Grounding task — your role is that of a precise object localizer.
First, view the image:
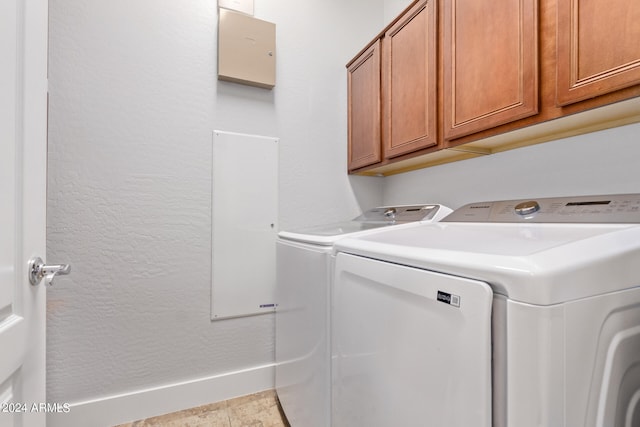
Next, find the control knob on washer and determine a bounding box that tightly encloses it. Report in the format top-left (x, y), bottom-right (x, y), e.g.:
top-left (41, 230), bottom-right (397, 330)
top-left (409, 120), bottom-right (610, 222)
top-left (384, 208), bottom-right (397, 219)
top-left (514, 201), bottom-right (540, 216)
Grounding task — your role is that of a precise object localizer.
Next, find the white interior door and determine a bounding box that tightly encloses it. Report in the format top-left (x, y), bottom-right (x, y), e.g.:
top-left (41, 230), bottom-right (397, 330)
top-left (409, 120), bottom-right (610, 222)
top-left (0, 0), bottom-right (48, 426)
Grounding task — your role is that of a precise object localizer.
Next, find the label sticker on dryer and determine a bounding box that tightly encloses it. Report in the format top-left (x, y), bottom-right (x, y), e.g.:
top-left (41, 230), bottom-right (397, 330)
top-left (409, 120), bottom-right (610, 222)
top-left (437, 291), bottom-right (460, 308)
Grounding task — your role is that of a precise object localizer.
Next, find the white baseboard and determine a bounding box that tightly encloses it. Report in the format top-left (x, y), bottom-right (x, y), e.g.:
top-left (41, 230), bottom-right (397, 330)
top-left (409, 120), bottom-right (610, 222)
top-left (47, 363), bottom-right (275, 427)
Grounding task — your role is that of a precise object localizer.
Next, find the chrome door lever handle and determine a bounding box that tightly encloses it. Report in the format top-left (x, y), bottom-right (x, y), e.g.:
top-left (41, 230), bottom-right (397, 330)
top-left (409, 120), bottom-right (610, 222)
top-left (28, 257), bottom-right (71, 286)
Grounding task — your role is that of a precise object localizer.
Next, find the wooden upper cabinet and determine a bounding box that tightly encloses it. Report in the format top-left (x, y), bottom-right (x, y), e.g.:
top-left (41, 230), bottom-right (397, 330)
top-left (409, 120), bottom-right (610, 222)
top-left (556, 0), bottom-right (640, 106)
top-left (383, 0), bottom-right (438, 159)
top-left (346, 0), bottom-right (640, 175)
top-left (444, 0), bottom-right (539, 140)
top-left (347, 40), bottom-right (382, 171)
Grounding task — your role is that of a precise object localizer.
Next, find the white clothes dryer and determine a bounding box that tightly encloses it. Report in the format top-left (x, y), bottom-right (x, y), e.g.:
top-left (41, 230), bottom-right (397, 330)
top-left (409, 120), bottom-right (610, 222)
top-left (332, 194), bottom-right (640, 427)
top-left (275, 204), bottom-right (452, 427)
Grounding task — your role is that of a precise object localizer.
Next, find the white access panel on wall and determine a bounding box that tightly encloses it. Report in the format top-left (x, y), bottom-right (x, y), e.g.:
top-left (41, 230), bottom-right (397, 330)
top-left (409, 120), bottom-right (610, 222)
top-left (211, 130), bottom-right (278, 320)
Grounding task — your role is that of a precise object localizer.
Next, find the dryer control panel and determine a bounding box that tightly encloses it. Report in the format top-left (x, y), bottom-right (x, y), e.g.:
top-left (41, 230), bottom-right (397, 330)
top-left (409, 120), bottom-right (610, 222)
top-left (443, 193), bottom-right (640, 223)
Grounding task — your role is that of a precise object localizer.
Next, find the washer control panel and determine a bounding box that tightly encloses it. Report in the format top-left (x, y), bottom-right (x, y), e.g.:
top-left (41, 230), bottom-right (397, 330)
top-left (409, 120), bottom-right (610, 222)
top-left (356, 204), bottom-right (441, 223)
top-left (443, 194), bottom-right (640, 223)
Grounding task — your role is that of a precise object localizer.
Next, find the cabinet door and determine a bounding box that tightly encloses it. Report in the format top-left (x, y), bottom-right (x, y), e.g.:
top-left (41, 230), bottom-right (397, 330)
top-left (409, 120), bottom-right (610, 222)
top-left (556, 0), bottom-right (640, 106)
top-left (347, 40), bottom-right (382, 171)
top-left (444, 0), bottom-right (538, 140)
top-left (383, 0), bottom-right (438, 159)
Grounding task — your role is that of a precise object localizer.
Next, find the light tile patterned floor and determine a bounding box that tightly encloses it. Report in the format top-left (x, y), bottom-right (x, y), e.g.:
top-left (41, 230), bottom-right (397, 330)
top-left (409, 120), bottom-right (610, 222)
top-left (114, 390), bottom-right (290, 427)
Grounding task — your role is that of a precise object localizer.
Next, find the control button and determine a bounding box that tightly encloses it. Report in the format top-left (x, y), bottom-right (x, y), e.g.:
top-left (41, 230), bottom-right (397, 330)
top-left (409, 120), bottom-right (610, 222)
top-left (514, 201), bottom-right (540, 216)
top-left (384, 208), bottom-right (397, 220)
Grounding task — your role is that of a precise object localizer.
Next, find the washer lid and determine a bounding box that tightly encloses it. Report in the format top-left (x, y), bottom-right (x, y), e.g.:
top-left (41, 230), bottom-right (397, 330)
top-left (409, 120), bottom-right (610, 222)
top-left (334, 221), bottom-right (640, 305)
top-left (279, 221), bottom-right (392, 245)
top-left (278, 204), bottom-right (450, 245)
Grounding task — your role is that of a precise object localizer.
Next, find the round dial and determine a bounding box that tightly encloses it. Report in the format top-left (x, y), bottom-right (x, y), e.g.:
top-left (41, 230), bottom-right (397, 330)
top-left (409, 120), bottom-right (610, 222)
top-left (384, 208), bottom-right (397, 219)
top-left (514, 201), bottom-right (540, 216)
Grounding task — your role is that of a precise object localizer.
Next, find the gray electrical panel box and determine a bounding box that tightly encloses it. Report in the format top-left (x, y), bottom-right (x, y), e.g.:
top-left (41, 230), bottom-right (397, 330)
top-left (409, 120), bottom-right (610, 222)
top-left (218, 9), bottom-right (276, 89)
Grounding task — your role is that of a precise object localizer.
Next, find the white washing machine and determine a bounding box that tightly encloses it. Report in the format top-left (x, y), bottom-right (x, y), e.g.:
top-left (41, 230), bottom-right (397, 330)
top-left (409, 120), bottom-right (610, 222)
top-left (332, 194), bottom-right (640, 427)
top-left (275, 204), bottom-right (452, 427)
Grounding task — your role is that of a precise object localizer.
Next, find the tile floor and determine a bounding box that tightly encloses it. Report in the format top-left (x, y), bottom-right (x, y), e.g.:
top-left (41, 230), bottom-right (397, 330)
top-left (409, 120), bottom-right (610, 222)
top-left (114, 390), bottom-right (290, 427)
